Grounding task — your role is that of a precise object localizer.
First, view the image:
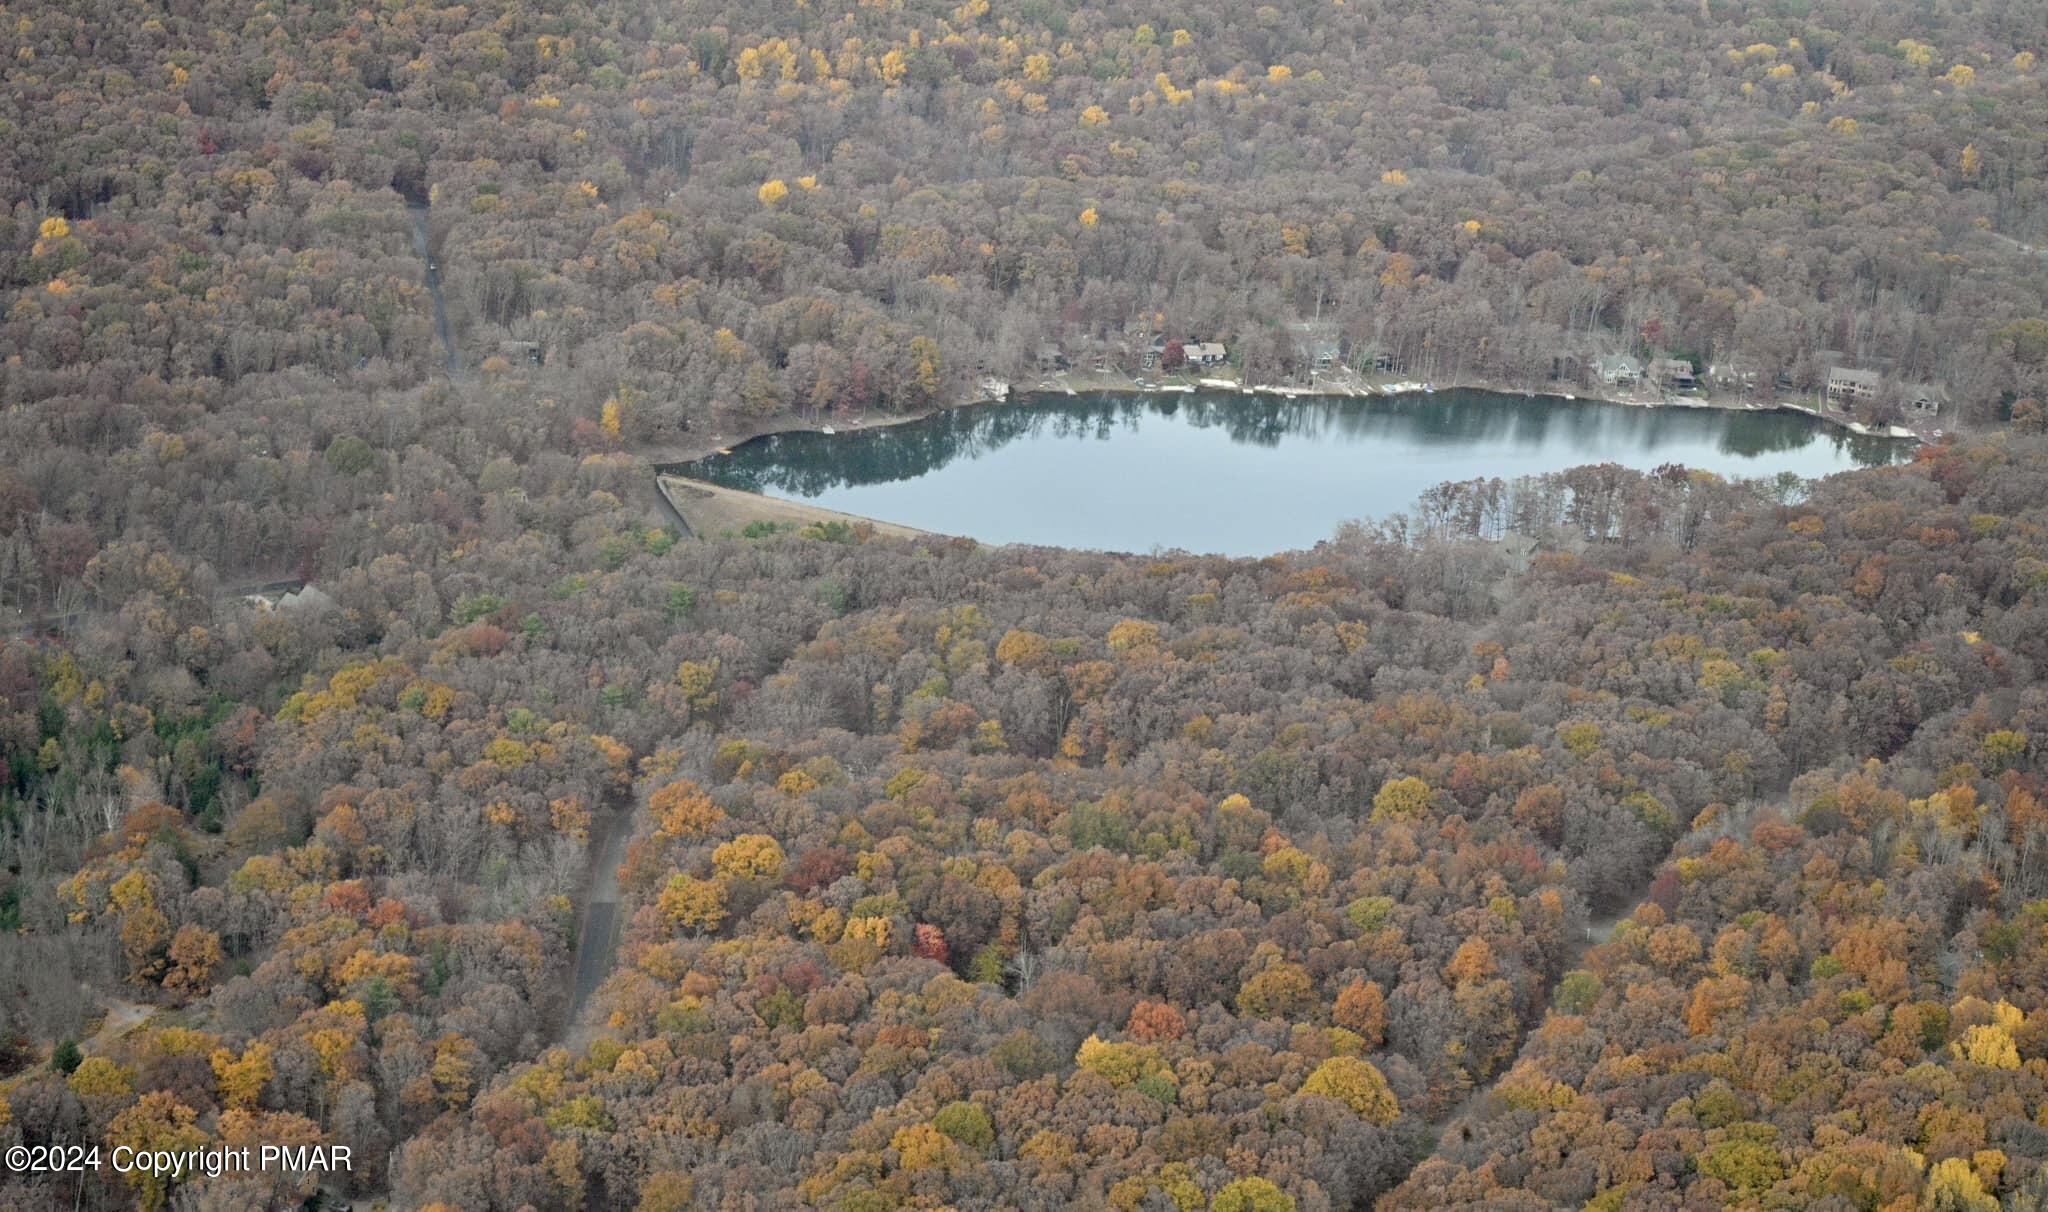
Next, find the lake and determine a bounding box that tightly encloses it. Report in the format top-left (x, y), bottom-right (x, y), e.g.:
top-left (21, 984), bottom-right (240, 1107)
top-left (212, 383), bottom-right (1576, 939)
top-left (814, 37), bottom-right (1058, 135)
top-left (672, 390), bottom-right (1908, 555)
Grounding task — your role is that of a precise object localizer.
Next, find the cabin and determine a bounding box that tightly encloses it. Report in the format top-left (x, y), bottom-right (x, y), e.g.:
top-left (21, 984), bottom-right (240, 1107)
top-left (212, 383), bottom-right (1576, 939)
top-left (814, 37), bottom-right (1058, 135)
top-left (1034, 342), bottom-right (1067, 374)
top-left (1826, 366), bottom-right (1881, 407)
top-left (1186, 341), bottom-right (1228, 367)
top-left (1650, 358), bottom-right (1698, 391)
top-left (1907, 384), bottom-right (1945, 415)
top-left (1370, 351), bottom-right (1403, 374)
top-left (497, 340), bottom-right (542, 366)
top-left (1596, 354), bottom-right (1643, 386)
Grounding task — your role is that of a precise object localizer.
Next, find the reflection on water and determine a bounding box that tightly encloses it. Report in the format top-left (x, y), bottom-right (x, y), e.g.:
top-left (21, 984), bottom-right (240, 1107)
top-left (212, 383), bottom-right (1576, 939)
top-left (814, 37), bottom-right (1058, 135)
top-left (671, 390), bottom-right (1907, 555)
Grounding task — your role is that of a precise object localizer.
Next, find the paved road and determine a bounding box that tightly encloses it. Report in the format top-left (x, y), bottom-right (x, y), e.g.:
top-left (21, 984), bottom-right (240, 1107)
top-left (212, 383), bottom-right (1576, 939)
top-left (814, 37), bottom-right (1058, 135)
top-left (410, 203), bottom-right (460, 375)
top-left (562, 794), bottom-right (633, 1048)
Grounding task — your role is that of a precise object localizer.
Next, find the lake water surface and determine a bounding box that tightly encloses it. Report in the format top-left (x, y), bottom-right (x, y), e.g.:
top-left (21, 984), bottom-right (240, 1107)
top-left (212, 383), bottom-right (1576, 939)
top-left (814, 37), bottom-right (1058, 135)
top-left (674, 391), bottom-right (1907, 555)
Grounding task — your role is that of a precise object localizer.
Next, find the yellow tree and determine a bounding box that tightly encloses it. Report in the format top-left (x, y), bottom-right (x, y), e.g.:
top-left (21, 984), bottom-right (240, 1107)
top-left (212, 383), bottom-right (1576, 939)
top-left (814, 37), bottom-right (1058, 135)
top-left (431, 1034), bottom-right (484, 1109)
top-left (650, 780), bottom-right (724, 839)
top-left (995, 629), bottom-right (1053, 670)
top-left (1300, 1055), bottom-right (1400, 1124)
top-left (107, 1092), bottom-right (207, 1210)
top-left (212, 1042), bottom-right (275, 1110)
top-left (657, 874), bottom-right (728, 932)
top-left (1371, 776), bottom-right (1432, 821)
top-left (1924, 1157), bottom-right (1999, 1210)
top-left (1106, 619), bottom-right (1158, 650)
top-left (712, 834), bottom-right (786, 882)
top-left (1213, 1176), bottom-right (1296, 1212)
top-left (164, 925), bottom-right (223, 999)
top-left (1955, 1022), bottom-right (2021, 1069)
top-left (108, 870), bottom-right (171, 983)
top-left (908, 335), bottom-right (942, 403)
top-left (1236, 961), bottom-right (1313, 1018)
top-left (675, 659), bottom-right (720, 718)
top-left (69, 1055), bottom-right (136, 1122)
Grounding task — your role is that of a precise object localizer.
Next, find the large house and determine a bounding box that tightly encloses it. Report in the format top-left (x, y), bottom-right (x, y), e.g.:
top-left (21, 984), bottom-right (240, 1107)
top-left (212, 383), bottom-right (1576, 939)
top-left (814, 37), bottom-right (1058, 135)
top-left (1186, 341), bottom-right (1228, 367)
top-left (1707, 360), bottom-right (1759, 391)
top-left (1650, 358), bottom-right (1698, 390)
top-left (1826, 366), bottom-right (1881, 406)
top-left (1596, 354), bottom-right (1643, 386)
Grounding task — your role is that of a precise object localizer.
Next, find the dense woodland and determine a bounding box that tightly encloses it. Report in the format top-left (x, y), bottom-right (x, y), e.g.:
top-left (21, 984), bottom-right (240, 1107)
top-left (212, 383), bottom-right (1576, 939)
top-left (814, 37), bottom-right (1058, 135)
top-left (5, 425), bottom-right (2048, 1208)
top-left (7, 0), bottom-right (2048, 1210)
top-left (5, 0), bottom-right (2048, 511)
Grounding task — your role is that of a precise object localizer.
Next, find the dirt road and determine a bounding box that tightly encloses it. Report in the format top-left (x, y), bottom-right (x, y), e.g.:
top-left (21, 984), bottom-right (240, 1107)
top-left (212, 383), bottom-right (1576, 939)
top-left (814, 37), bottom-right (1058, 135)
top-left (1424, 906), bottom-right (1629, 1148)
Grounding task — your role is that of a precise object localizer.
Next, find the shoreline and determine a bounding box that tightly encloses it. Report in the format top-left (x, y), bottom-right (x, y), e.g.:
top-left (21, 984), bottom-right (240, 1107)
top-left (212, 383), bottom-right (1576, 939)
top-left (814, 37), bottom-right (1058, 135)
top-left (654, 474), bottom-right (938, 542)
top-left (647, 371), bottom-right (1927, 472)
top-left (645, 373), bottom-right (1928, 542)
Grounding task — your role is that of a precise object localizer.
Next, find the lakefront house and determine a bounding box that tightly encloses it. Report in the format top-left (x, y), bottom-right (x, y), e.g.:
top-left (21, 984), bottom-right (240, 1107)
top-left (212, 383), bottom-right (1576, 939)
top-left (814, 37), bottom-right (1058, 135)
top-left (1826, 366), bottom-right (1882, 407)
top-left (1650, 358), bottom-right (1698, 391)
top-left (1596, 354), bottom-right (1643, 386)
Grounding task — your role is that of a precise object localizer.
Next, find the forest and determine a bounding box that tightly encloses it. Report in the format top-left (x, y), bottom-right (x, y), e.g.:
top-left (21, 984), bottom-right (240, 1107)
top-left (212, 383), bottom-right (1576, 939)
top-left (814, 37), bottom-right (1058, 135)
top-left (9, 416), bottom-right (2048, 1208)
top-left (5, 0), bottom-right (2048, 1209)
top-left (5, 0), bottom-right (2048, 511)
